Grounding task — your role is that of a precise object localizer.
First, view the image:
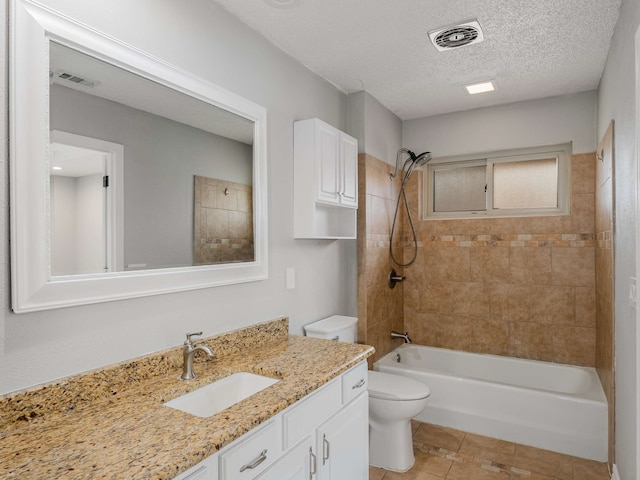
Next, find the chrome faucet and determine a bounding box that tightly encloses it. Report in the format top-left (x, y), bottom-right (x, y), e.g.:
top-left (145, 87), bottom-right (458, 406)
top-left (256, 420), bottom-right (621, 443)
top-left (181, 332), bottom-right (214, 380)
top-left (391, 331), bottom-right (412, 344)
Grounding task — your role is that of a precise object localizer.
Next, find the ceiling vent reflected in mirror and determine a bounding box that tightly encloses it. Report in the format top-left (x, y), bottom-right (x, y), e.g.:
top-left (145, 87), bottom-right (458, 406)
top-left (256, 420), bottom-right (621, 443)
top-left (50, 70), bottom-right (99, 88)
top-left (429, 20), bottom-right (485, 52)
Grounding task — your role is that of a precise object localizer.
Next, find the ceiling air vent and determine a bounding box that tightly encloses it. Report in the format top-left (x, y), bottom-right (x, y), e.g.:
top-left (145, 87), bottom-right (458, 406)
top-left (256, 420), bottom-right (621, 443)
top-left (50, 70), bottom-right (99, 88)
top-left (429, 20), bottom-right (484, 52)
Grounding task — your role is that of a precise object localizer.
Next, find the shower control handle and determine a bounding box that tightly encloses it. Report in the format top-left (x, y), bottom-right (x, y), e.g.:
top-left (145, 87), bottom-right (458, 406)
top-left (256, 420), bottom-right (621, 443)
top-left (388, 268), bottom-right (405, 289)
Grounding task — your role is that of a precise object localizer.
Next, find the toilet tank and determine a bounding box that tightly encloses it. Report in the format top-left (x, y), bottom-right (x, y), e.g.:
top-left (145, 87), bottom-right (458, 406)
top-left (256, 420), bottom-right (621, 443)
top-left (304, 315), bottom-right (357, 342)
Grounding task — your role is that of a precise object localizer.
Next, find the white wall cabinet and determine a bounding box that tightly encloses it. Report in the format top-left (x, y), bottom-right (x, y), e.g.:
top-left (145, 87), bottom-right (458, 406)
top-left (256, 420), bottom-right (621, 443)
top-left (172, 362), bottom-right (368, 480)
top-left (294, 118), bottom-right (358, 239)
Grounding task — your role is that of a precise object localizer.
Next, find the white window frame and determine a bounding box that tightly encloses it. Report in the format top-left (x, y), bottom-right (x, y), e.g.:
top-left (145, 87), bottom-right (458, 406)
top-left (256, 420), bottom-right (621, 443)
top-left (423, 143), bottom-right (572, 219)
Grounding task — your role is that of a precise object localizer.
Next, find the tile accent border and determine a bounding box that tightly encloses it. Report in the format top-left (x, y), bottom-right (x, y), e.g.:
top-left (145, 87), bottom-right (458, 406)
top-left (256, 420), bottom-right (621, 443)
top-left (423, 233), bottom-right (595, 248)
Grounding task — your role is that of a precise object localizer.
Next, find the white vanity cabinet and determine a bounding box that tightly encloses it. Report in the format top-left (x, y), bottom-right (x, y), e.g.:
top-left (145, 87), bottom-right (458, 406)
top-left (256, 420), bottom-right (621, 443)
top-left (254, 436), bottom-right (315, 480)
top-left (280, 361), bottom-right (369, 480)
top-left (219, 419), bottom-right (281, 479)
top-left (294, 118), bottom-right (358, 239)
top-left (315, 394), bottom-right (368, 480)
top-left (173, 456), bottom-right (218, 480)
top-left (172, 361), bottom-right (368, 480)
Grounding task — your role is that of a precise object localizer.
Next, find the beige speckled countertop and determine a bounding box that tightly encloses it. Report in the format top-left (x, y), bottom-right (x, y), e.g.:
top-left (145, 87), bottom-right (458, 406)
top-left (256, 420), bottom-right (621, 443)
top-left (0, 318), bottom-right (374, 479)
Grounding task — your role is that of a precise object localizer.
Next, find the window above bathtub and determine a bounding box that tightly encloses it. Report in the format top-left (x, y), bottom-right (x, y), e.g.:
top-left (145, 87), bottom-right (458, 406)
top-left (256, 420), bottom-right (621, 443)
top-left (422, 143), bottom-right (572, 220)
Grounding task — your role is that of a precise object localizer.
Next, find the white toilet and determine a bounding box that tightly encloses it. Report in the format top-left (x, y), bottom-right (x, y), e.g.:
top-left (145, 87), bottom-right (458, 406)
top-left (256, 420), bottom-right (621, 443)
top-left (304, 315), bottom-right (430, 472)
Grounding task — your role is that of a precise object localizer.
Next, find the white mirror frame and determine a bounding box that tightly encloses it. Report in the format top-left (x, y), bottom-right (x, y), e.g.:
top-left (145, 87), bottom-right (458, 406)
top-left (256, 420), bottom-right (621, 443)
top-left (9, 0), bottom-right (269, 313)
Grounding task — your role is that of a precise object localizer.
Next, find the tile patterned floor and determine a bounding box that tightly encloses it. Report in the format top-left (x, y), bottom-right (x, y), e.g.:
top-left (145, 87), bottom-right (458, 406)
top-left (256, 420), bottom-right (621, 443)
top-left (369, 422), bottom-right (610, 480)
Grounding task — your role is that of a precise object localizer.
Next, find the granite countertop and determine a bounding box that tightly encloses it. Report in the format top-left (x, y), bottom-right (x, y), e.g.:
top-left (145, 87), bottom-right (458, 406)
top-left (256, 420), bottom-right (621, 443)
top-left (0, 318), bottom-right (374, 479)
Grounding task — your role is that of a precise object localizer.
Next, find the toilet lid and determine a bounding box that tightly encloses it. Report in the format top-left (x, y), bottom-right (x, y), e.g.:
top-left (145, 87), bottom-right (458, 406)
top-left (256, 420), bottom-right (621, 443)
top-left (368, 370), bottom-right (430, 401)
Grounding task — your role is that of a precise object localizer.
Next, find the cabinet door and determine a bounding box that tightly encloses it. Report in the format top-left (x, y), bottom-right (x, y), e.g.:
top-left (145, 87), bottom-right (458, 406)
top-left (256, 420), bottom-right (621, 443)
top-left (173, 459), bottom-right (214, 480)
top-left (255, 436), bottom-right (314, 480)
top-left (219, 420), bottom-right (280, 480)
top-left (316, 393), bottom-right (368, 480)
top-left (339, 134), bottom-right (358, 208)
top-left (315, 122), bottom-right (341, 205)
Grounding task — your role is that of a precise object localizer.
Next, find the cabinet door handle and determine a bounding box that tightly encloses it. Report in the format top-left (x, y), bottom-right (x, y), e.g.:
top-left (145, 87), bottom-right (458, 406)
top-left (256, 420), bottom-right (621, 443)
top-left (352, 378), bottom-right (366, 389)
top-left (322, 434), bottom-right (330, 465)
top-left (309, 447), bottom-right (317, 479)
top-left (239, 449), bottom-right (268, 472)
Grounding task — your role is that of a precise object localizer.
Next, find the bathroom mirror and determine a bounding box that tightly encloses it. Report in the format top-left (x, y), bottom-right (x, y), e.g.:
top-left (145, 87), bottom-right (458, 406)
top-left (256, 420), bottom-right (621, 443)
top-left (10, 0), bottom-right (268, 312)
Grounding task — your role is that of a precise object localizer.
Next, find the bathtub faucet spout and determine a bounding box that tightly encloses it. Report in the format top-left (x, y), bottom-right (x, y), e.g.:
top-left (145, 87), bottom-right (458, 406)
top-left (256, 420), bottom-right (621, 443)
top-left (391, 331), bottom-right (412, 344)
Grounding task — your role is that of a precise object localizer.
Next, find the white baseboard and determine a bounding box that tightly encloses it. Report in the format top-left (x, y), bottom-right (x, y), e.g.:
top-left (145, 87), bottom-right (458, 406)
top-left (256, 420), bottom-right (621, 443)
top-left (611, 464), bottom-right (621, 480)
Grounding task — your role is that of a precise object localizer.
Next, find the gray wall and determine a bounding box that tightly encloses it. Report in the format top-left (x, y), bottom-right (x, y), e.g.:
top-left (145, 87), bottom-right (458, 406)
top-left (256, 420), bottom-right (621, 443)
top-left (598, 0), bottom-right (640, 476)
top-left (347, 90), bottom-right (403, 165)
top-left (0, 0), bottom-right (350, 394)
top-left (403, 90), bottom-right (598, 157)
top-left (345, 91), bottom-right (403, 316)
top-left (52, 84), bottom-right (253, 269)
top-left (0, 0), bottom-right (7, 356)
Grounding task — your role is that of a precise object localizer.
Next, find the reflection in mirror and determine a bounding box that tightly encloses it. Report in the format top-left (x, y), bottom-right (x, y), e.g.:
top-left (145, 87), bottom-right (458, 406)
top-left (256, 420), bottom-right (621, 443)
top-left (193, 176), bottom-right (254, 265)
top-left (10, 0), bottom-right (268, 312)
top-left (50, 139), bottom-right (109, 275)
top-left (49, 42), bottom-right (255, 274)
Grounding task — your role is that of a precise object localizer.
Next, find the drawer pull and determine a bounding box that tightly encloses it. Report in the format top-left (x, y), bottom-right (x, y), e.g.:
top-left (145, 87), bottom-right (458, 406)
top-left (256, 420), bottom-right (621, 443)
top-left (239, 449), bottom-right (268, 472)
top-left (322, 434), bottom-right (330, 465)
top-left (309, 447), bottom-right (317, 479)
top-left (352, 378), bottom-right (365, 389)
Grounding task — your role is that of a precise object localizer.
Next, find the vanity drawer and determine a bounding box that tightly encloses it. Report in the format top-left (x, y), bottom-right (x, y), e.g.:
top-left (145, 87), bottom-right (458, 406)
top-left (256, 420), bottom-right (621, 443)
top-left (219, 419), bottom-right (280, 480)
top-left (282, 378), bottom-right (341, 450)
top-left (341, 361), bottom-right (368, 404)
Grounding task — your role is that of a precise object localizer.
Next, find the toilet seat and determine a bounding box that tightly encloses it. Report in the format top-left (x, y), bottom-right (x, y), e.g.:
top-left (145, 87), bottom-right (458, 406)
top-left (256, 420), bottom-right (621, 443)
top-left (368, 370), bottom-right (430, 401)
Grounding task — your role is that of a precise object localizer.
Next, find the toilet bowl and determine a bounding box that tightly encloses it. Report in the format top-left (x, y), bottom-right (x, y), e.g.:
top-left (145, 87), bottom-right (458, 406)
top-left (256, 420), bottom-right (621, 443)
top-left (304, 315), bottom-right (431, 472)
top-left (368, 370), bottom-right (430, 472)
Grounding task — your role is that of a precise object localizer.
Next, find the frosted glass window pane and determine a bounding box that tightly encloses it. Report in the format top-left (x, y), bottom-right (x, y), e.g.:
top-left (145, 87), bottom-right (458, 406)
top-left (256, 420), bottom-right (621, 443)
top-left (493, 158), bottom-right (557, 209)
top-left (433, 165), bottom-right (486, 212)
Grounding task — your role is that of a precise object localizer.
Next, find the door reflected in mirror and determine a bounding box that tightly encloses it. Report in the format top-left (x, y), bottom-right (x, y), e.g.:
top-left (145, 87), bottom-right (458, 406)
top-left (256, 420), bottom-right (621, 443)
top-left (49, 42), bottom-right (256, 275)
top-left (50, 139), bottom-right (109, 275)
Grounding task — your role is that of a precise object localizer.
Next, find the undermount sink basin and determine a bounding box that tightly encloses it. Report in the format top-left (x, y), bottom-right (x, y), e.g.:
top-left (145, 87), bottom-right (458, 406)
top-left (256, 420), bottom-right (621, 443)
top-left (164, 372), bottom-right (280, 418)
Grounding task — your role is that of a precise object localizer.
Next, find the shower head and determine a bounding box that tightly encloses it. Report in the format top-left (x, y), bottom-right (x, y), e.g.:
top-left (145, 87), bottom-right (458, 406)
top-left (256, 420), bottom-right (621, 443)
top-left (389, 147), bottom-right (432, 268)
top-left (390, 148), bottom-right (432, 180)
top-left (412, 150), bottom-right (432, 167)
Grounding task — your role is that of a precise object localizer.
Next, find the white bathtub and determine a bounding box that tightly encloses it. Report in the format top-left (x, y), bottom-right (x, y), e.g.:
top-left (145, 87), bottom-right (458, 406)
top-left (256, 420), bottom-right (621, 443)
top-left (374, 344), bottom-right (608, 461)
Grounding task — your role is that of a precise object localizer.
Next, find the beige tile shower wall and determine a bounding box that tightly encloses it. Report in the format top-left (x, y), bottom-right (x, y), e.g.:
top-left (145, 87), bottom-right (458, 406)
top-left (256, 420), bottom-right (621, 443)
top-left (357, 154), bottom-right (405, 363)
top-left (403, 153), bottom-right (597, 366)
top-left (595, 122), bottom-right (615, 465)
top-left (194, 175), bottom-right (254, 265)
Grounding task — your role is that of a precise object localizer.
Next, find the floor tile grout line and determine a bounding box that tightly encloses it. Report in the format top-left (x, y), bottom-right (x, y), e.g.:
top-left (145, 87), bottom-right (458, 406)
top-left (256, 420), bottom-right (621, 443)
top-left (377, 421), bottom-right (608, 480)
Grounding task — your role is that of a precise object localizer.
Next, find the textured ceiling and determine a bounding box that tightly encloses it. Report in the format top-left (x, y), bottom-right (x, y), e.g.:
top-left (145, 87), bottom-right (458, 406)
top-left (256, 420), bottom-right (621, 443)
top-left (210, 0), bottom-right (622, 120)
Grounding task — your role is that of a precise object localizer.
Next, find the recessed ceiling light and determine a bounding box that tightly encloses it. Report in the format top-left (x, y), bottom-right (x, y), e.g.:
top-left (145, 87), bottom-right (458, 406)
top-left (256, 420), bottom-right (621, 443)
top-left (52, 166), bottom-right (62, 171)
top-left (465, 81), bottom-right (495, 95)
